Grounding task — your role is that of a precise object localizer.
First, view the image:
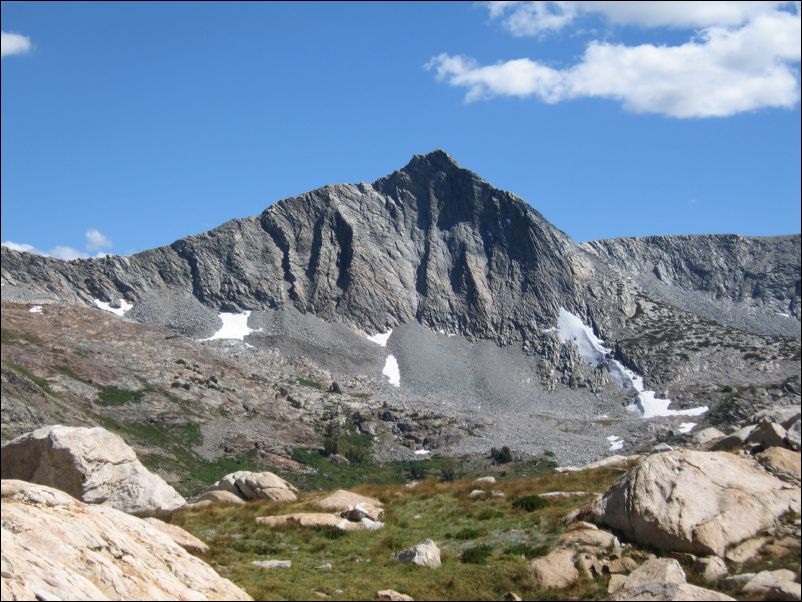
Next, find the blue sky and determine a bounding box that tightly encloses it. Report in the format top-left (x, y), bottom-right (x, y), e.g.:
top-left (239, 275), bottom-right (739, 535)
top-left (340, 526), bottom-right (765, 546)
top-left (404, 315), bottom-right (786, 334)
top-left (2, 1), bottom-right (800, 259)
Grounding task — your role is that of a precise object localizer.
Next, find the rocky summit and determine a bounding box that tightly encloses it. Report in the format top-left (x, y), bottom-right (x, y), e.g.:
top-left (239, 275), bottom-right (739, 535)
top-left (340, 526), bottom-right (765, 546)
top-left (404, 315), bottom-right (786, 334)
top-left (1, 151), bottom-right (801, 602)
top-left (2, 151), bottom-right (799, 470)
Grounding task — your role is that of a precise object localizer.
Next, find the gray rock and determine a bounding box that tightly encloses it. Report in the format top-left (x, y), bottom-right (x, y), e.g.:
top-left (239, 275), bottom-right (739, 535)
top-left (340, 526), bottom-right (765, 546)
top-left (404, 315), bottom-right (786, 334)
top-left (0, 425), bottom-right (185, 517)
top-left (395, 539), bottom-right (441, 568)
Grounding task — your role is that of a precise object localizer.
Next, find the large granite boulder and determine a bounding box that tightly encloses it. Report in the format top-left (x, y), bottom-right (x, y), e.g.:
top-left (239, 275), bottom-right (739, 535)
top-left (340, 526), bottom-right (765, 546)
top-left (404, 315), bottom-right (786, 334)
top-left (0, 479), bottom-right (250, 601)
top-left (592, 450), bottom-right (800, 556)
top-left (201, 471), bottom-right (297, 502)
top-left (0, 425), bottom-right (185, 516)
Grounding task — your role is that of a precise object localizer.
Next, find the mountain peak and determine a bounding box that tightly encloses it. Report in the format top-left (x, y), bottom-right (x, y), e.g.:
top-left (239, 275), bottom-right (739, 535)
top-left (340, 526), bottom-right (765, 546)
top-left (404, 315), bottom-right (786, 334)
top-left (400, 149), bottom-right (465, 175)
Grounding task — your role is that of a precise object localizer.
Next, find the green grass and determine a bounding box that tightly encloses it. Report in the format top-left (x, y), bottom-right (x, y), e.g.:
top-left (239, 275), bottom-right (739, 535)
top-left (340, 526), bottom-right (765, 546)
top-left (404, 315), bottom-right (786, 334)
top-left (96, 415), bottom-right (251, 496)
top-left (172, 467), bottom-right (625, 601)
top-left (511, 495), bottom-right (549, 512)
top-left (96, 385), bottom-right (146, 406)
top-left (297, 377), bottom-right (324, 390)
top-left (2, 360), bottom-right (53, 394)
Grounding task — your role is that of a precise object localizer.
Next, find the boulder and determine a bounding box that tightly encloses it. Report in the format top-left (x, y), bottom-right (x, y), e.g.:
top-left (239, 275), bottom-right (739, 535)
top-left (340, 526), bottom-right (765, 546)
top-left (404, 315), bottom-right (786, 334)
top-left (693, 556), bottom-right (728, 584)
top-left (612, 582), bottom-right (736, 600)
top-left (785, 418), bottom-right (801, 451)
top-left (745, 420), bottom-right (788, 450)
top-left (395, 540), bottom-right (441, 568)
top-left (540, 490), bottom-right (591, 498)
top-left (751, 407), bottom-right (801, 425)
top-left (0, 479), bottom-right (250, 601)
top-left (591, 450), bottom-right (801, 556)
top-left (194, 489), bottom-right (247, 505)
top-left (742, 569), bottom-right (801, 601)
top-left (0, 425), bottom-right (185, 517)
top-left (555, 454), bottom-right (640, 473)
top-left (327, 453), bottom-right (350, 465)
top-left (611, 558), bottom-right (735, 601)
top-left (530, 548), bottom-right (578, 589)
top-left (202, 471), bottom-right (297, 502)
top-left (756, 447), bottom-right (801, 482)
top-left (474, 476), bottom-right (496, 484)
top-left (317, 489), bottom-right (382, 513)
top-left (377, 590), bottom-right (414, 601)
top-left (143, 517), bottom-right (209, 554)
top-left (558, 527), bottom-right (618, 551)
top-left (251, 560), bottom-right (292, 569)
top-left (622, 558), bottom-right (686, 590)
top-left (342, 503), bottom-right (384, 522)
top-left (693, 427), bottom-right (726, 447)
top-left (256, 512), bottom-right (383, 531)
top-left (723, 536), bottom-right (768, 563)
top-left (710, 425), bottom-right (756, 452)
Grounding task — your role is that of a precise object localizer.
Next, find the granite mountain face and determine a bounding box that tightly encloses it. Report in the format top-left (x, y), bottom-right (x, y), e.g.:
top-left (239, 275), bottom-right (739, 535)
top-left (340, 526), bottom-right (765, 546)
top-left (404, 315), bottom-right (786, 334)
top-left (1, 150), bottom-right (800, 469)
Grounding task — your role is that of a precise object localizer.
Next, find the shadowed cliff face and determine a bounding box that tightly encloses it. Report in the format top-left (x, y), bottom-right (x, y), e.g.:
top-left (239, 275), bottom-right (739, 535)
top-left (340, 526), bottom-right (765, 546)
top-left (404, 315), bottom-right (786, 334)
top-left (1, 150), bottom-right (799, 349)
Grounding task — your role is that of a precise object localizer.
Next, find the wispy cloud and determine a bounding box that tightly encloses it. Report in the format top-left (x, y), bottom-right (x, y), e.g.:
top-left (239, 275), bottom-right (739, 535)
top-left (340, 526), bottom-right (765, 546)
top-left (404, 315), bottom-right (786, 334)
top-left (86, 228), bottom-right (113, 250)
top-left (429, 2), bottom-right (801, 118)
top-left (2, 229), bottom-right (115, 261)
top-left (484, 1), bottom-right (796, 35)
top-left (1, 31), bottom-right (32, 58)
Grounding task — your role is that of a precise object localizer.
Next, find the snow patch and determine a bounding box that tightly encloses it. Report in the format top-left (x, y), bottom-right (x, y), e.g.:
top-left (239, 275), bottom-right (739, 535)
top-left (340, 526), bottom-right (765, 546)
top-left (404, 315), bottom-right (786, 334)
top-left (204, 311), bottom-right (261, 341)
top-left (607, 435), bottom-right (624, 451)
top-left (557, 308), bottom-right (608, 364)
top-left (366, 329), bottom-right (392, 347)
top-left (28, 305), bottom-right (43, 314)
top-left (557, 308), bottom-right (708, 419)
top-left (382, 354), bottom-right (401, 387)
top-left (678, 422), bottom-right (697, 434)
top-left (93, 298), bottom-right (133, 317)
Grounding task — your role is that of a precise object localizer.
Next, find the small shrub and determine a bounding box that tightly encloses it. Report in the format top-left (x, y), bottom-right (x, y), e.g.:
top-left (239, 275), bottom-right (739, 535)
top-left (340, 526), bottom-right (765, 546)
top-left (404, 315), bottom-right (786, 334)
top-left (490, 446), bottom-right (513, 464)
top-left (407, 462), bottom-right (428, 481)
top-left (512, 495), bottom-right (549, 512)
top-left (461, 544), bottom-right (493, 564)
top-left (439, 459), bottom-right (459, 482)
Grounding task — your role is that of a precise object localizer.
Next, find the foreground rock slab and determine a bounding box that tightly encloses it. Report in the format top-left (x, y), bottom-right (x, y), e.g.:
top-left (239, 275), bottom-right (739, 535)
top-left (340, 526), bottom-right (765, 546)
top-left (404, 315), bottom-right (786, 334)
top-left (592, 450), bottom-right (800, 556)
top-left (0, 425), bottom-right (185, 516)
top-left (143, 517), bottom-right (210, 554)
top-left (0, 479), bottom-right (251, 601)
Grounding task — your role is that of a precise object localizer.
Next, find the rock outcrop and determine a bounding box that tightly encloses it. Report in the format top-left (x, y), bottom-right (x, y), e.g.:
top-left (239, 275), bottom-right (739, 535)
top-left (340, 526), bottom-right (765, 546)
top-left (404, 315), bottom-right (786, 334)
top-left (0, 479), bottom-right (251, 601)
top-left (592, 450), bottom-right (801, 556)
top-left (0, 425), bottom-right (185, 516)
top-left (201, 470), bottom-right (297, 502)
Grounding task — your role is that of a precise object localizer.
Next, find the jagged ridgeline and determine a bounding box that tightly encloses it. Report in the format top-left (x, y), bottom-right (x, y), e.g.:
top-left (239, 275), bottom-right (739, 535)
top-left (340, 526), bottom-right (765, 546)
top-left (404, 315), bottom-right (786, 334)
top-left (2, 150), bottom-right (798, 338)
top-left (2, 150), bottom-right (800, 442)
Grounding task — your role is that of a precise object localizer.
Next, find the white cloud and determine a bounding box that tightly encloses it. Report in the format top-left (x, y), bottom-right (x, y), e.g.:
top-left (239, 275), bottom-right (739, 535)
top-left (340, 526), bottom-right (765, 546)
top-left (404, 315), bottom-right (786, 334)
top-left (429, 3), bottom-right (801, 117)
top-left (85, 228), bottom-right (112, 250)
top-left (1, 31), bottom-right (32, 58)
top-left (2, 228), bottom-right (116, 261)
top-left (485, 1), bottom-right (797, 35)
top-left (1, 241), bottom-right (43, 254)
top-left (49, 246), bottom-right (90, 261)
